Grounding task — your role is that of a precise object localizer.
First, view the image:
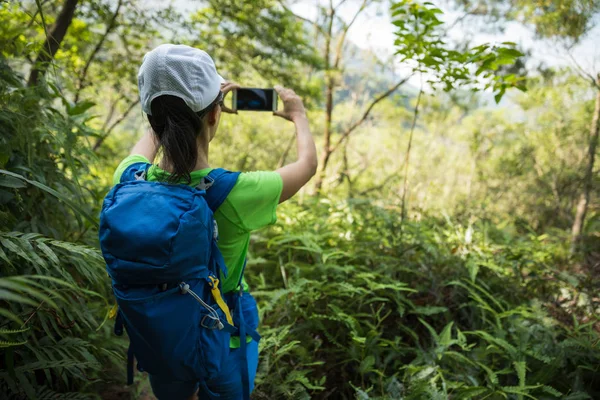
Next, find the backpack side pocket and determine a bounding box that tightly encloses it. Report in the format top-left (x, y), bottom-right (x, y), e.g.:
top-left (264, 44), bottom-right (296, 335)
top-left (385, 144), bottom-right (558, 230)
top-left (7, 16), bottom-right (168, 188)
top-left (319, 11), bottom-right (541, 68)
top-left (192, 306), bottom-right (232, 380)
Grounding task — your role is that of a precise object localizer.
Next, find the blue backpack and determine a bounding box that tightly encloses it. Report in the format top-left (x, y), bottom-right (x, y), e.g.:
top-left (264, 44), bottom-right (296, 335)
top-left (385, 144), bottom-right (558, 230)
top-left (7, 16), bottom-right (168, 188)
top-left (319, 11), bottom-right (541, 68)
top-left (98, 163), bottom-right (259, 397)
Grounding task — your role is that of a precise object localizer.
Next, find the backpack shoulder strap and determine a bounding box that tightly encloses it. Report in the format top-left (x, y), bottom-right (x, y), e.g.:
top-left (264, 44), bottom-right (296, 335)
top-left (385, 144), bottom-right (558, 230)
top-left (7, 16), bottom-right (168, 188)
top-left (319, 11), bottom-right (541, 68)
top-left (198, 168), bottom-right (241, 212)
top-left (119, 162), bottom-right (151, 183)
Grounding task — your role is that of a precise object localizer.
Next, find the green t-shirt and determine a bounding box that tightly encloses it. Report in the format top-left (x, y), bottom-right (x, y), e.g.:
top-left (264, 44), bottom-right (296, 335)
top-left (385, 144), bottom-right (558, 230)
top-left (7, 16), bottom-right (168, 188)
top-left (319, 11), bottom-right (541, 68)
top-left (112, 154), bottom-right (283, 294)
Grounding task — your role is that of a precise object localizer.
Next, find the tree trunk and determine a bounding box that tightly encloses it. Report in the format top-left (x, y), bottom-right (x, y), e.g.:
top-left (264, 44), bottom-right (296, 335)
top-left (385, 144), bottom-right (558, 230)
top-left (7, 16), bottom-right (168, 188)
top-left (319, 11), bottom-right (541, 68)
top-left (28, 0), bottom-right (79, 87)
top-left (313, 78), bottom-right (334, 191)
top-left (571, 78), bottom-right (600, 252)
top-left (313, 5), bottom-right (335, 193)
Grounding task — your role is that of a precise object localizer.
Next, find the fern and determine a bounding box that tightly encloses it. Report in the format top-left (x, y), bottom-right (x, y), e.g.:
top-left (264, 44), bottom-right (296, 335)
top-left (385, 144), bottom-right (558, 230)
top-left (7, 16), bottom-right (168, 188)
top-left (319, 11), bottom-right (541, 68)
top-left (0, 339), bottom-right (28, 348)
top-left (35, 386), bottom-right (96, 400)
top-left (514, 361), bottom-right (527, 389)
top-left (249, 199), bottom-right (600, 398)
top-left (0, 232), bottom-right (116, 398)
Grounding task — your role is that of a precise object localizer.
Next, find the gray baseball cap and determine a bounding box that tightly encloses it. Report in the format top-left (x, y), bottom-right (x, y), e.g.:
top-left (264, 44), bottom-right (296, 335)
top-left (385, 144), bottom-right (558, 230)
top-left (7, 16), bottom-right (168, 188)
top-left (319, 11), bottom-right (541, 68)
top-left (137, 44), bottom-right (224, 115)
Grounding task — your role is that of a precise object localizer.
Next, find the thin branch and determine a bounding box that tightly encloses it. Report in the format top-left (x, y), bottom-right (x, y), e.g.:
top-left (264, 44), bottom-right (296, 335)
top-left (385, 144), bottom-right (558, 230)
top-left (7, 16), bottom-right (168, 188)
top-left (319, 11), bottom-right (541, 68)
top-left (333, 0), bottom-right (367, 69)
top-left (400, 79), bottom-right (424, 226)
top-left (359, 167), bottom-right (404, 196)
top-left (330, 75), bottom-right (411, 154)
top-left (74, 0), bottom-right (123, 102)
top-left (277, 134), bottom-right (296, 168)
top-left (342, 0), bottom-right (367, 32)
top-left (279, 1), bottom-right (325, 35)
top-left (21, 301), bottom-right (45, 328)
top-left (566, 49), bottom-right (599, 89)
top-left (442, 5), bottom-right (479, 36)
top-left (334, 0), bottom-right (350, 8)
top-left (339, 139), bottom-right (352, 190)
top-left (93, 99), bottom-right (140, 151)
top-left (10, 0), bottom-right (52, 43)
top-left (101, 94), bottom-right (126, 132)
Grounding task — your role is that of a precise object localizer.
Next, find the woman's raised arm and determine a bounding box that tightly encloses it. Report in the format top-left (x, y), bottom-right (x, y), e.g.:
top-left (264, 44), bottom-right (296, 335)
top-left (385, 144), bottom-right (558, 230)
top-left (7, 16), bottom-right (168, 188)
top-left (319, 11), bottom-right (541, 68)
top-left (273, 85), bottom-right (318, 203)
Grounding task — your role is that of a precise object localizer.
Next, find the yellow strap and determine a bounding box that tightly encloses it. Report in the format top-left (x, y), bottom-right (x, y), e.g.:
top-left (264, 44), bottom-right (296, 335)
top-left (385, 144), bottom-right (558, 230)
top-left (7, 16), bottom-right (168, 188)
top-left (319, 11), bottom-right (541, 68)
top-left (108, 303), bottom-right (118, 319)
top-left (208, 276), bottom-right (234, 326)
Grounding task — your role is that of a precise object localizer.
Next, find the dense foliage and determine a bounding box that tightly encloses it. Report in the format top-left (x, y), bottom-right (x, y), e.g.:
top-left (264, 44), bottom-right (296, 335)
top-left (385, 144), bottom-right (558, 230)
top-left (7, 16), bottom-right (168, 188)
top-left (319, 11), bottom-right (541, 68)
top-left (0, 0), bottom-right (599, 399)
top-left (250, 200), bottom-right (599, 399)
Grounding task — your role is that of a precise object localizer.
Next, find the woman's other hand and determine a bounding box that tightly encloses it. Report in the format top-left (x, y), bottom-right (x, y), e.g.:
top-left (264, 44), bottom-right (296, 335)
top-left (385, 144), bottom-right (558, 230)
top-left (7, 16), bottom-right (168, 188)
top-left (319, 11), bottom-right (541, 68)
top-left (220, 82), bottom-right (240, 114)
top-left (273, 85), bottom-right (307, 122)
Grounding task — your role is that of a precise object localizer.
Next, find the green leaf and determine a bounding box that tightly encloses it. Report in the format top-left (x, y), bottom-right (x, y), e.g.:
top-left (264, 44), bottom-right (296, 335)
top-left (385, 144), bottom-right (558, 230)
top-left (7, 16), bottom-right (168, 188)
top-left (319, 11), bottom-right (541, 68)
top-left (67, 101), bottom-right (95, 116)
top-left (495, 88), bottom-right (506, 104)
top-left (0, 176), bottom-right (26, 189)
top-left (275, 340), bottom-right (301, 356)
top-left (438, 322), bottom-right (454, 346)
top-left (411, 306), bottom-right (448, 315)
top-left (359, 355), bottom-right (375, 374)
top-left (501, 386), bottom-right (542, 399)
top-left (514, 361), bottom-right (526, 388)
top-left (0, 326), bottom-right (30, 335)
top-left (454, 387), bottom-right (490, 399)
top-left (0, 308), bottom-right (24, 326)
top-left (35, 242), bottom-right (60, 266)
top-left (542, 386), bottom-right (563, 398)
top-left (497, 47), bottom-right (524, 58)
top-left (0, 288), bottom-right (38, 307)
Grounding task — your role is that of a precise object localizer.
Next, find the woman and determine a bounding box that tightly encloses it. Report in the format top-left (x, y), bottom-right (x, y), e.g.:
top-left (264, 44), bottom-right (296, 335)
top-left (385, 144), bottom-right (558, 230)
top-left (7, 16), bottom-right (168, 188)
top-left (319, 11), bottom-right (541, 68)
top-left (111, 44), bottom-right (317, 399)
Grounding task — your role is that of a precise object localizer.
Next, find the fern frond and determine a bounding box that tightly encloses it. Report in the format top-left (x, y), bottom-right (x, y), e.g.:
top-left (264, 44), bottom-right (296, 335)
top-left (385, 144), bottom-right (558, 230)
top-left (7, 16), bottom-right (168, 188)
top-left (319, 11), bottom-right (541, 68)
top-left (0, 326), bottom-right (30, 335)
top-left (514, 361), bottom-right (527, 388)
top-left (0, 339), bottom-right (27, 348)
top-left (36, 385), bottom-right (96, 400)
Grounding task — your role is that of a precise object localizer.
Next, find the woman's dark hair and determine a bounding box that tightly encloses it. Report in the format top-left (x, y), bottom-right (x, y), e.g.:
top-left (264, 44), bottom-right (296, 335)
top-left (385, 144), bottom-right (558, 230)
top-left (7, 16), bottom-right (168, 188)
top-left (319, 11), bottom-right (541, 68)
top-left (148, 93), bottom-right (222, 184)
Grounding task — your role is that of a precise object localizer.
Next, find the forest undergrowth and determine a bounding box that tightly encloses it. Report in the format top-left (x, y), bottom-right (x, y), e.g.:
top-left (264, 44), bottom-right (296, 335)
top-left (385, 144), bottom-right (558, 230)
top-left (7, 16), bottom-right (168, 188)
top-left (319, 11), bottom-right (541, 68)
top-left (2, 191), bottom-right (600, 399)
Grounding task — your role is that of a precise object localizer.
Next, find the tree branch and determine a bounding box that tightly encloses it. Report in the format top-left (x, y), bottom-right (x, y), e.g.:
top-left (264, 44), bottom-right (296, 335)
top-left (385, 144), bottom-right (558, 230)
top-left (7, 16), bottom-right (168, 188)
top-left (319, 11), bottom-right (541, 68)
top-left (277, 134), bottom-right (296, 168)
top-left (359, 167), bottom-right (403, 196)
top-left (93, 99), bottom-right (140, 151)
top-left (28, 0), bottom-right (80, 87)
top-left (400, 82), bottom-right (424, 226)
top-left (442, 5), bottom-right (479, 36)
top-left (566, 49), bottom-right (599, 89)
top-left (279, 1), bottom-right (325, 35)
top-left (343, 0), bottom-right (367, 32)
top-left (101, 94), bottom-right (126, 131)
top-left (334, 0), bottom-right (350, 8)
top-left (330, 75), bottom-right (411, 154)
top-left (332, 0), bottom-right (367, 69)
top-left (74, 0), bottom-right (123, 102)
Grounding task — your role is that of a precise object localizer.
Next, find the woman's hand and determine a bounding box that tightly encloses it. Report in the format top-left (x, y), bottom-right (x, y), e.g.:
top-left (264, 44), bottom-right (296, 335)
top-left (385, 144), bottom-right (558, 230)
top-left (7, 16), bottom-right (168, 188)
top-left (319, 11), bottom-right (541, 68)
top-left (273, 85), bottom-right (307, 122)
top-left (220, 82), bottom-right (240, 114)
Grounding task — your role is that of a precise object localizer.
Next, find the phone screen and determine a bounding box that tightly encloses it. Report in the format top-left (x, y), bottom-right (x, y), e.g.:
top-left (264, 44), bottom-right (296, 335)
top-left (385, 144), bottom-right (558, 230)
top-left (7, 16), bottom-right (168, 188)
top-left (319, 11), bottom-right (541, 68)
top-left (234, 88), bottom-right (277, 112)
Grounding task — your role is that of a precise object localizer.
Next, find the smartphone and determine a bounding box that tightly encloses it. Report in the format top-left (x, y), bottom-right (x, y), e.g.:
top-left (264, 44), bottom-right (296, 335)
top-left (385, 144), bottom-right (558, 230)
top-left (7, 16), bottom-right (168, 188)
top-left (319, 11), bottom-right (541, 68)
top-left (232, 88), bottom-right (278, 112)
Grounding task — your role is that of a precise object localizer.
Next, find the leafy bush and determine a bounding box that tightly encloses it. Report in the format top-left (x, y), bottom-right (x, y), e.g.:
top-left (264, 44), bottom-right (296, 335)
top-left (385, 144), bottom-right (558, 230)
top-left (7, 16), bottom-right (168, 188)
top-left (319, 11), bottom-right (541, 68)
top-left (0, 60), bottom-right (121, 399)
top-left (249, 199), bottom-right (600, 399)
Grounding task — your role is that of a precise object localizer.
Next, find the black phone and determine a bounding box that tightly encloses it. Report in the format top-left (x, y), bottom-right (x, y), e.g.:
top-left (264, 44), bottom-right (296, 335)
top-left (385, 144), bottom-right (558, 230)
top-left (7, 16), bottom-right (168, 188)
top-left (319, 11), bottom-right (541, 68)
top-left (231, 88), bottom-right (278, 112)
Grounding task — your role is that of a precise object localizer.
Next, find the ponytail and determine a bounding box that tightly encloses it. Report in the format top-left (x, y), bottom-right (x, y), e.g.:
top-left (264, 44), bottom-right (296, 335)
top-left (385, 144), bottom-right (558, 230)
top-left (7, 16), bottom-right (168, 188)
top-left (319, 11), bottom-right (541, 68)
top-left (147, 94), bottom-right (220, 184)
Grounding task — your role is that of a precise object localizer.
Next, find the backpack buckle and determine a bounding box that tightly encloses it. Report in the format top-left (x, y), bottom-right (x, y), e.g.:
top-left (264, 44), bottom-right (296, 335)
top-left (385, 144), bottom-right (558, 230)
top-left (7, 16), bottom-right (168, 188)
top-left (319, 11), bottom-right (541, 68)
top-left (196, 175), bottom-right (215, 191)
top-left (201, 314), bottom-right (224, 330)
top-left (134, 170), bottom-right (147, 181)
